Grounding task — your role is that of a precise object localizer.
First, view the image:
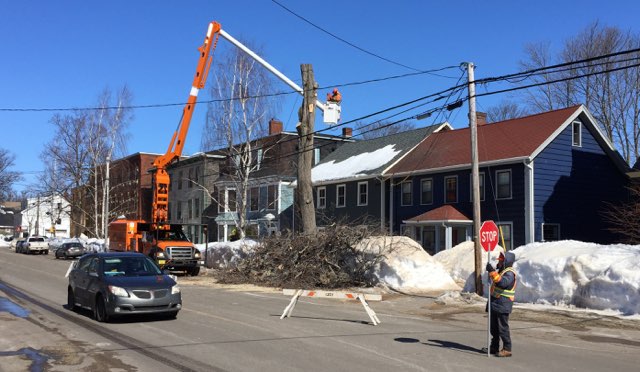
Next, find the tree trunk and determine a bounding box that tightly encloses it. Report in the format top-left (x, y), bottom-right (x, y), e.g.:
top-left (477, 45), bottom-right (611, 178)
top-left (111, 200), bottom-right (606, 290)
top-left (296, 64), bottom-right (317, 235)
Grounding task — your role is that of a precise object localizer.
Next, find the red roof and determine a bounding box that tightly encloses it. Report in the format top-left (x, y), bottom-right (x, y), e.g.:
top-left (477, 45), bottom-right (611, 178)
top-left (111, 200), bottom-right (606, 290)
top-left (405, 205), bottom-right (471, 223)
top-left (388, 106), bottom-right (581, 174)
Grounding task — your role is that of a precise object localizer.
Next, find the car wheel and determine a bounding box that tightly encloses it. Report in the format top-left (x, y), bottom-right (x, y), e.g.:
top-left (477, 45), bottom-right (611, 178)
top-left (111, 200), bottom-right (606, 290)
top-left (67, 287), bottom-right (76, 311)
top-left (64, 252), bottom-right (68, 260)
top-left (188, 267), bottom-right (200, 276)
top-left (44, 250), bottom-right (49, 255)
top-left (94, 295), bottom-right (110, 323)
top-left (166, 311), bottom-right (179, 319)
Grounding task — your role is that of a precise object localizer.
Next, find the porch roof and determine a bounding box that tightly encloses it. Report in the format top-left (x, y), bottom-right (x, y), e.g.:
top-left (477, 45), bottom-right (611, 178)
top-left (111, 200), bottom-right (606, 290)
top-left (403, 205), bottom-right (472, 224)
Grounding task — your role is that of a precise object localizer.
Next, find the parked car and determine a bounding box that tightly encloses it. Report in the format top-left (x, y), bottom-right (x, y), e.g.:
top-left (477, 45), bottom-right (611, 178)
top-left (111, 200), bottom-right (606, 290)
top-left (67, 252), bottom-right (182, 322)
top-left (55, 242), bottom-right (86, 259)
top-left (14, 239), bottom-right (27, 253)
top-left (22, 236), bottom-right (49, 255)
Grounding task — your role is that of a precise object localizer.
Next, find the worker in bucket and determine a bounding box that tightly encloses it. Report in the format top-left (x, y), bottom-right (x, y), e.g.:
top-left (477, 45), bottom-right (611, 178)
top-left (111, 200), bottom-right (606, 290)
top-left (485, 251), bottom-right (517, 357)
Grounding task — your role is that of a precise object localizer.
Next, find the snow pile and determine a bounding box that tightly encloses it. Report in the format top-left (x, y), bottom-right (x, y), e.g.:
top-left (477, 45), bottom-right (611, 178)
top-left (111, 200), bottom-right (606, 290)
top-left (195, 239), bottom-right (258, 269)
top-left (513, 241), bottom-right (640, 315)
top-left (434, 241), bottom-right (504, 290)
top-left (356, 236), bottom-right (461, 294)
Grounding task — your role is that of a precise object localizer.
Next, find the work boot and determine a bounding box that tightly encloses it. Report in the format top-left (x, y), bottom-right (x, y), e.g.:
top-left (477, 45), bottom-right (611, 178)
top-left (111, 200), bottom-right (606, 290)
top-left (497, 349), bottom-right (512, 357)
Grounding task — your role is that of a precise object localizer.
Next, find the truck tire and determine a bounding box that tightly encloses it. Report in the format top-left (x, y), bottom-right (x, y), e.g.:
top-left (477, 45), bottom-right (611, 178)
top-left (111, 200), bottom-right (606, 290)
top-left (188, 267), bottom-right (200, 276)
top-left (44, 250), bottom-right (49, 255)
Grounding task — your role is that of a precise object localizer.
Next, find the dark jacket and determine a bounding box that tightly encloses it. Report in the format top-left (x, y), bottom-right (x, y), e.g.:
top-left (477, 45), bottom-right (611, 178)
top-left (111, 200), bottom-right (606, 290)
top-left (489, 251), bottom-right (516, 314)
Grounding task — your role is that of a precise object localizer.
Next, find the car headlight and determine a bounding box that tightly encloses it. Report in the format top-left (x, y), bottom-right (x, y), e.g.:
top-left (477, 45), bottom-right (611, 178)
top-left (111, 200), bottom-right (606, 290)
top-left (108, 285), bottom-right (129, 297)
top-left (156, 251), bottom-right (166, 259)
top-left (194, 250), bottom-right (201, 259)
top-left (171, 285), bottom-right (181, 295)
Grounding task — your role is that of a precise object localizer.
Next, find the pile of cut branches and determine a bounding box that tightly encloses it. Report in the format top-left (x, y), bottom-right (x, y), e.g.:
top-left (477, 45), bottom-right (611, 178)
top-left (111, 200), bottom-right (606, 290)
top-left (214, 225), bottom-right (386, 289)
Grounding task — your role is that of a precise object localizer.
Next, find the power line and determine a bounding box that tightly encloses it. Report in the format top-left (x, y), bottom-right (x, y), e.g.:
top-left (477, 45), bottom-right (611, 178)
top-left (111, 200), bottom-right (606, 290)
top-left (271, 0), bottom-right (427, 73)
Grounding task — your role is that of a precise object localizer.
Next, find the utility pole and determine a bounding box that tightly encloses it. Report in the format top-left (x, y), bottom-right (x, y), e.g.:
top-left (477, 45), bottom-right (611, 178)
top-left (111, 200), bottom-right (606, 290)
top-left (296, 64), bottom-right (317, 234)
top-left (102, 155), bottom-right (111, 240)
top-left (464, 62), bottom-right (483, 296)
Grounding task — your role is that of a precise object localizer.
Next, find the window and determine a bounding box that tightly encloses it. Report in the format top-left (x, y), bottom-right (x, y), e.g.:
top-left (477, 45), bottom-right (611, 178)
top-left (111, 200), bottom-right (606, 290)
top-left (497, 222), bottom-right (512, 251)
top-left (543, 223), bottom-right (560, 241)
top-left (420, 178), bottom-right (433, 205)
top-left (256, 149), bottom-right (263, 170)
top-left (218, 189), bottom-right (224, 213)
top-left (401, 181), bottom-right (412, 206)
top-left (194, 167), bottom-right (200, 184)
top-left (188, 168), bottom-right (193, 188)
top-left (178, 171), bottom-right (183, 190)
top-left (188, 199), bottom-right (193, 219)
top-left (177, 202), bottom-right (182, 220)
top-left (228, 189), bottom-right (236, 212)
top-left (336, 184), bottom-right (346, 208)
top-left (195, 198), bottom-right (200, 218)
top-left (572, 121), bottom-right (582, 147)
top-left (250, 187), bottom-right (259, 211)
top-left (445, 176), bottom-right (458, 203)
top-left (496, 170), bottom-right (512, 199)
top-left (267, 185), bottom-right (277, 210)
top-left (317, 187), bottom-right (326, 209)
top-left (314, 148), bottom-right (321, 165)
top-left (358, 181), bottom-right (368, 206)
top-left (470, 173), bottom-right (485, 201)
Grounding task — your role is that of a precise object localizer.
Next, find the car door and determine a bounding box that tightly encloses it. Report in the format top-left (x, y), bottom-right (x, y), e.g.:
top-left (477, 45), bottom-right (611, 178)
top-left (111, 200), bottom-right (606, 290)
top-left (73, 256), bottom-right (100, 307)
top-left (70, 255), bottom-right (92, 306)
top-left (84, 257), bottom-right (103, 308)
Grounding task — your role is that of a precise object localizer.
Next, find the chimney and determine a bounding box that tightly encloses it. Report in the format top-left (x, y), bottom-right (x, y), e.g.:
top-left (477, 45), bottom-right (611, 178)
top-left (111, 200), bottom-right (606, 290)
top-left (269, 118), bottom-right (283, 135)
top-left (476, 112), bottom-right (487, 126)
top-left (342, 127), bottom-right (352, 138)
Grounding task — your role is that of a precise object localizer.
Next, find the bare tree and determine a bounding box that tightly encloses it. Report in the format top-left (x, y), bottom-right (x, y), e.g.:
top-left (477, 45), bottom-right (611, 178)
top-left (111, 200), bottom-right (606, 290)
top-left (40, 86), bottom-right (133, 237)
top-left (0, 148), bottom-right (21, 201)
top-left (520, 22), bottom-right (640, 165)
top-left (486, 100), bottom-right (529, 123)
top-left (355, 120), bottom-right (416, 140)
top-left (201, 43), bottom-right (278, 239)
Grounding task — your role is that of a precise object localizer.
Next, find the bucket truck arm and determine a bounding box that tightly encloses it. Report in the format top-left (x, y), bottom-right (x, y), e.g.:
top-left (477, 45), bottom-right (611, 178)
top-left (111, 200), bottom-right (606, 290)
top-left (151, 21), bottom-right (221, 225)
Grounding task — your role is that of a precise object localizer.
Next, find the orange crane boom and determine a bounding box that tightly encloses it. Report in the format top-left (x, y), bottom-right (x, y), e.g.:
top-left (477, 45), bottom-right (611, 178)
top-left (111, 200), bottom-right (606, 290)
top-left (151, 21), bottom-right (221, 226)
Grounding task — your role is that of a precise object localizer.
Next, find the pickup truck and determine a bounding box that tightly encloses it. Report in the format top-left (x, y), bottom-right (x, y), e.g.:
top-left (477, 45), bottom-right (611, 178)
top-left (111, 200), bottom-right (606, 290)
top-left (23, 236), bottom-right (49, 255)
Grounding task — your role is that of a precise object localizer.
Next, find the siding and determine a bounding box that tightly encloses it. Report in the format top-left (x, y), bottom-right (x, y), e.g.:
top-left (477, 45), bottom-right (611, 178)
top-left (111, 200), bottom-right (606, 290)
top-left (533, 119), bottom-right (626, 243)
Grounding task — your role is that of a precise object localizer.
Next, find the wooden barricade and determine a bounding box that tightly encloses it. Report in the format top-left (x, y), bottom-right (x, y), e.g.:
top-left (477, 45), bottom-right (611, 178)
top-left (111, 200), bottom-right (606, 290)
top-left (280, 289), bottom-right (382, 325)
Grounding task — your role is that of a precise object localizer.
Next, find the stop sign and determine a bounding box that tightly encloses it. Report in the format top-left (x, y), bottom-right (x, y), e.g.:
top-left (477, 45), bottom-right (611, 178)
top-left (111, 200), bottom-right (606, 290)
top-left (479, 220), bottom-right (499, 252)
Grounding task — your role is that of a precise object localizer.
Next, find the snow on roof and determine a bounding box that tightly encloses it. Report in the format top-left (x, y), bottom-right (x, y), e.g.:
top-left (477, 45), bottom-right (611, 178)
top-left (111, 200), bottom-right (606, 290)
top-left (312, 144), bottom-right (400, 183)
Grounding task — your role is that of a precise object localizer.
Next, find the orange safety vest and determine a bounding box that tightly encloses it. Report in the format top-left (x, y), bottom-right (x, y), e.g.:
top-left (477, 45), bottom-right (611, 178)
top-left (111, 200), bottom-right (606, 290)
top-left (490, 267), bottom-right (517, 301)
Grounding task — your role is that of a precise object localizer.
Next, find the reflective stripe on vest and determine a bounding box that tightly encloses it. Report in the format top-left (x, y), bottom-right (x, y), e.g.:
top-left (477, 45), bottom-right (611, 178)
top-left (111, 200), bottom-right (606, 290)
top-left (491, 267), bottom-right (517, 301)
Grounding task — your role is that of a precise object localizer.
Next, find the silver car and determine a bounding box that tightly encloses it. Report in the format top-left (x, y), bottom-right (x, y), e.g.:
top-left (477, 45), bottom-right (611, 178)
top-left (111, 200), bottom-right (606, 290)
top-left (67, 252), bottom-right (182, 322)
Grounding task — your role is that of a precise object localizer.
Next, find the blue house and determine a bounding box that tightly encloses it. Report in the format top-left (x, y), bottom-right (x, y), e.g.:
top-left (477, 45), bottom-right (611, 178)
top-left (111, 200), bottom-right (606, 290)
top-left (386, 105), bottom-right (629, 253)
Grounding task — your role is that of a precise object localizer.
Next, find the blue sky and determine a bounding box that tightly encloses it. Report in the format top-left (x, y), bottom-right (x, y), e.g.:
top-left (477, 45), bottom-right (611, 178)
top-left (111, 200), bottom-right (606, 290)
top-left (3, 0), bottom-right (640, 193)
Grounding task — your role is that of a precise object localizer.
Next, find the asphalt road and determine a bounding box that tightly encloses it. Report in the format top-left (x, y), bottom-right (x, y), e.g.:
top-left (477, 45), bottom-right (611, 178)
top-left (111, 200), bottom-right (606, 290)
top-left (1, 246), bottom-right (639, 372)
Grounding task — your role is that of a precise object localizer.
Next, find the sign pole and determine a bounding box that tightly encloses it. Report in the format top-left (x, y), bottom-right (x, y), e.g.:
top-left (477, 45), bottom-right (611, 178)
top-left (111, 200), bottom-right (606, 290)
top-left (487, 247), bottom-right (491, 357)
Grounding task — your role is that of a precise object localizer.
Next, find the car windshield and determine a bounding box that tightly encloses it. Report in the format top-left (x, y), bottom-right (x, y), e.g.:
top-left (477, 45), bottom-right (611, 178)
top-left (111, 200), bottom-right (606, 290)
top-left (65, 243), bottom-right (83, 248)
top-left (102, 256), bottom-right (162, 277)
top-left (156, 229), bottom-right (189, 241)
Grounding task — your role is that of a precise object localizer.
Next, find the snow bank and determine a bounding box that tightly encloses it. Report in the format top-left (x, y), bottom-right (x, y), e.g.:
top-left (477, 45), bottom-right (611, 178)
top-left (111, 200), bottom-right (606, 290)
top-left (513, 241), bottom-right (640, 315)
top-left (356, 236), bottom-right (461, 294)
top-left (195, 239), bottom-right (258, 269)
top-left (434, 241), bottom-right (504, 290)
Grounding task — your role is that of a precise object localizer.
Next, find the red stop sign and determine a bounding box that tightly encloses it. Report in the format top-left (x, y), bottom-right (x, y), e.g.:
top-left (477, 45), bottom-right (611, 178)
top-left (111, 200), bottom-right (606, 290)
top-left (480, 220), bottom-right (499, 252)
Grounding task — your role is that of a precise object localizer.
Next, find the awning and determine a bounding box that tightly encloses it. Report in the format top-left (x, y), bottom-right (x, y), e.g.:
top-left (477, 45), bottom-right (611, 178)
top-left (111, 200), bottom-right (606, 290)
top-left (403, 205), bottom-right (472, 225)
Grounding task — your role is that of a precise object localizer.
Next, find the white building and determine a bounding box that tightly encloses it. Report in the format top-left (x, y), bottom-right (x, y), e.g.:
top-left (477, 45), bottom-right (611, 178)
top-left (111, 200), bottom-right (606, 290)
top-left (21, 194), bottom-right (71, 238)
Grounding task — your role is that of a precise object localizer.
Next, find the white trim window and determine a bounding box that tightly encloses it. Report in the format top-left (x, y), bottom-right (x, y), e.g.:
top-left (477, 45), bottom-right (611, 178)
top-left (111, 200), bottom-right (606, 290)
top-left (317, 187), bottom-right (326, 209)
top-left (420, 178), bottom-right (433, 205)
top-left (250, 187), bottom-right (260, 212)
top-left (496, 222), bottom-right (513, 251)
top-left (357, 181), bottom-right (368, 206)
top-left (266, 185), bottom-right (277, 211)
top-left (496, 170), bottom-right (512, 199)
top-left (572, 121), bottom-right (582, 147)
top-left (401, 181), bottom-right (412, 206)
top-left (336, 184), bottom-right (346, 208)
top-left (444, 175), bottom-right (458, 203)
